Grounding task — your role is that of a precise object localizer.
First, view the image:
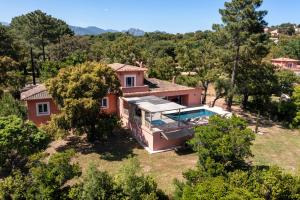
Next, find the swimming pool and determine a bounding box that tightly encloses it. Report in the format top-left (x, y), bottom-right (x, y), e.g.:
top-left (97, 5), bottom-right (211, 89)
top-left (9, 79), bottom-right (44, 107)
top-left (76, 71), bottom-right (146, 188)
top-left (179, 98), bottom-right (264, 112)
top-left (151, 119), bottom-right (166, 126)
top-left (165, 109), bottom-right (216, 121)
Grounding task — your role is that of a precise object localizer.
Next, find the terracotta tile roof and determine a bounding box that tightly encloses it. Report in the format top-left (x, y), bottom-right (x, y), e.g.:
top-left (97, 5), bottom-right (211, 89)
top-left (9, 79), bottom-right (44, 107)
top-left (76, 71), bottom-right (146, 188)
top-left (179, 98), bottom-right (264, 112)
top-left (108, 63), bottom-right (147, 72)
top-left (271, 57), bottom-right (300, 62)
top-left (21, 84), bottom-right (52, 100)
top-left (145, 78), bottom-right (194, 92)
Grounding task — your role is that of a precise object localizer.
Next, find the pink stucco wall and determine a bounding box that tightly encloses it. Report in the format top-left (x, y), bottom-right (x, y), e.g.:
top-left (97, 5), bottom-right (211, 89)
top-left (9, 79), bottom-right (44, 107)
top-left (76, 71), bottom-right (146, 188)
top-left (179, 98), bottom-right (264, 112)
top-left (116, 71), bottom-right (145, 87)
top-left (123, 88), bottom-right (202, 107)
top-left (121, 114), bottom-right (193, 151)
top-left (121, 85), bottom-right (149, 93)
top-left (26, 98), bottom-right (59, 126)
top-left (152, 132), bottom-right (192, 151)
top-left (272, 60), bottom-right (299, 68)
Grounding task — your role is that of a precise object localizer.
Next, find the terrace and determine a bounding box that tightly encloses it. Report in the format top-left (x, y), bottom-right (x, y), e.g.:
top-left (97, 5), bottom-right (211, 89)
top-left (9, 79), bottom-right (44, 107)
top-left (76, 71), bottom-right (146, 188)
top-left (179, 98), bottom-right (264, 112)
top-left (122, 96), bottom-right (195, 141)
top-left (120, 95), bottom-right (231, 152)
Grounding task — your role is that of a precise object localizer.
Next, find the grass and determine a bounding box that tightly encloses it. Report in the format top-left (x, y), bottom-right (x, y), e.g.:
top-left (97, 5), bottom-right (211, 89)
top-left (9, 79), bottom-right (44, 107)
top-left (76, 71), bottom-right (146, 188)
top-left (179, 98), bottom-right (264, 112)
top-left (251, 125), bottom-right (300, 174)
top-left (48, 132), bottom-right (198, 196)
top-left (47, 113), bottom-right (300, 195)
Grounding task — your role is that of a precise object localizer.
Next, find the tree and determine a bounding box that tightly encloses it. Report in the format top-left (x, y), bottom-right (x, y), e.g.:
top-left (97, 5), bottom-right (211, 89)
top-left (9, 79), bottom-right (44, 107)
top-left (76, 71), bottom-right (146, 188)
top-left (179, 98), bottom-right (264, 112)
top-left (0, 150), bottom-right (80, 200)
top-left (0, 24), bottom-right (16, 58)
top-left (278, 23), bottom-right (296, 36)
top-left (69, 164), bottom-right (121, 200)
top-left (236, 62), bottom-right (276, 110)
top-left (0, 56), bottom-right (24, 92)
top-left (10, 10), bottom-right (73, 62)
top-left (149, 56), bottom-right (178, 80)
top-left (279, 37), bottom-right (300, 60)
top-left (0, 115), bottom-right (50, 171)
top-left (211, 77), bottom-right (231, 107)
top-left (46, 62), bottom-right (122, 141)
top-left (69, 158), bottom-right (167, 200)
top-left (176, 34), bottom-right (221, 104)
top-left (291, 86), bottom-right (300, 128)
top-left (188, 115), bottom-right (255, 176)
top-left (275, 69), bottom-right (298, 96)
top-left (176, 167), bottom-right (300, 200)
top-left (47, 35), bottom-right (90, 61)
top-left (219, 0), bottom-right (269, 110)
top-left (0, 92), bottom-right (26, 119)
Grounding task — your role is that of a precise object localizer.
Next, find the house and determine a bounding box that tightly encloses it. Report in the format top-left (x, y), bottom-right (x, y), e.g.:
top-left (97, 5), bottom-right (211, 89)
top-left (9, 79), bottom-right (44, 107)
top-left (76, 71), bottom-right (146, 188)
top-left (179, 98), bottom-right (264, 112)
top-left (21, 63), bottom-right (215, 152)
top-left (271, 57), bottom-right (300, 75)
top-left (270, 29), bottom-right (279, 37)
top-left (21, 84), bottom-right (60, 126)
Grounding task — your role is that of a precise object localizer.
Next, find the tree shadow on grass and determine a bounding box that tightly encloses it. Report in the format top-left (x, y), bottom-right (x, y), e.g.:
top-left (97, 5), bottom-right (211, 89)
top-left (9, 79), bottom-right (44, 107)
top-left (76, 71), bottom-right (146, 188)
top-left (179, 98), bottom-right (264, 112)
top-left (55, 129), bottom-right (142, 161)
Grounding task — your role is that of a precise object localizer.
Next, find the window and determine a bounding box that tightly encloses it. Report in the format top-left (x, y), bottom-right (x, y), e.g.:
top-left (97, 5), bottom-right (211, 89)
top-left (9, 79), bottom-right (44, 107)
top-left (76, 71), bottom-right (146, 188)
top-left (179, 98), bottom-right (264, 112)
top-left (287, 63), bottom-right (293, 68)
top-left (125, 75), bottom-right (136, 87)
top-left (36, 102), bottom-right (50, 116)
top-left (101, 97), bottom-right (109, 109)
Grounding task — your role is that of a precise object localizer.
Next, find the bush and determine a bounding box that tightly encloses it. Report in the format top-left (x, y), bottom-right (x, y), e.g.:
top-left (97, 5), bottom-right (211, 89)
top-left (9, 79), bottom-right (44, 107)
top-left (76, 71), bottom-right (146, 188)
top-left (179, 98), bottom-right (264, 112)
top-left (70, 157), bottom-right (167, 200)
top-left (188, 115), bottom-right (255, 175)
top-left (177, 167), bottom-right (300, 200)
top-left (0, 92), bottom-right (26, 119)
top-left (0, 150), bottom-right (80, 200)
top-left (0, 115), bottom-right (50, 171)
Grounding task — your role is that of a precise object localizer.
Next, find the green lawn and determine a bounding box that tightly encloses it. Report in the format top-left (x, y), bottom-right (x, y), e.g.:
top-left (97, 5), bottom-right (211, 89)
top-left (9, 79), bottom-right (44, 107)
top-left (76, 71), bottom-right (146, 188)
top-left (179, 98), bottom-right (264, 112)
top-left (251, 125), bottom-right (300, 174)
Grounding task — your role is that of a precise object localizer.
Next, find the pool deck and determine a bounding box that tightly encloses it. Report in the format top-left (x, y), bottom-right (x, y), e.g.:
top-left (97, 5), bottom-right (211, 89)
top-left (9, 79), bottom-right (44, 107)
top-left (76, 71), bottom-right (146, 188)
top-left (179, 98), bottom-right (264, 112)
top-left (163, 105), bottom-right (232, 117)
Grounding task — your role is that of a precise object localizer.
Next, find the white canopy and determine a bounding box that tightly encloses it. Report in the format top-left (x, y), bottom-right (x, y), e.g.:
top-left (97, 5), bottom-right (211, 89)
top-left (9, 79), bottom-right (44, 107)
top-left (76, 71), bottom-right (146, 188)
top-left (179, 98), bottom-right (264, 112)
top-left (123, 96), bottom-right (186, 113)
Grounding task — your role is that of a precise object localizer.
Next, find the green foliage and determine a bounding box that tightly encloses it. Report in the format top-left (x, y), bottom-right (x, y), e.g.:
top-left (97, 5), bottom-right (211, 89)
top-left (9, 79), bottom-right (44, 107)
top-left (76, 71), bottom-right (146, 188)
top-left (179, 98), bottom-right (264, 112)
top-left (148, 56), bottom-right (178, 80)
top-left (0, 56), bottom-right (24, 92)
top-left (70, 158), bottom-right (167, 200)
top-left (46, 62), bottom-right (122, 141)
top-left (218, 0), bottom-right (270, 109)
top-left (281, 38), bottom-right (300, 60)
top-left (10, 10), bottom-right (73, 61)
top-left (177, 167), bottom-right (300, 200)
top-left (189, 115), bottom-right (255, 176)
top-left (0, 115), bottom-right (50, 171)
top-left (0, 92), bottom-right (26, 119)
top-left (270, 36), bottom-right (300, 60)
top-left (69, 164), bottom-right (120, 200)
top-left (176, 33), bottom-right (222, 104)
top-left (277, 23), bottom-right (296, 36)
top-left (292, 86), bottom-right (300, 128)
top-left (275, 69), bottom-right (299, 95)
top-left (0, 150), bottom-right (80, 200)
top-left (40, 113), bottom-right (70, 139)
top-left (0, 24), bottom-right (16, 58)
top-left (176, 75), bottom-right (199, 87)
top-left (114, 157), bottom-right (165, 200)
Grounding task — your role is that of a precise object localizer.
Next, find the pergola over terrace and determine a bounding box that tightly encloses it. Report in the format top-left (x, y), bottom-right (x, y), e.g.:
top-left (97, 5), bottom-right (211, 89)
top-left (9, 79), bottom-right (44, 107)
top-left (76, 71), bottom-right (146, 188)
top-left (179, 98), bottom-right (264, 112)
top-left (122, 96), bottom-right (188, 133)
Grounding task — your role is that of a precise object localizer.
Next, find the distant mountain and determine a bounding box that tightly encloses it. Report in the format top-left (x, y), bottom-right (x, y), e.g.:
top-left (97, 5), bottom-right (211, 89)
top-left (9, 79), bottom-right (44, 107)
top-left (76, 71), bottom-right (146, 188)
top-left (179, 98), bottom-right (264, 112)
top-left (70, 25), bottom-right (145, 36)
top-left (0, 21), bottom-right (9, 26)
top-left (122, 28), bottom-right (145, 36)
top-left (69, 25), bottom-right (118, 35)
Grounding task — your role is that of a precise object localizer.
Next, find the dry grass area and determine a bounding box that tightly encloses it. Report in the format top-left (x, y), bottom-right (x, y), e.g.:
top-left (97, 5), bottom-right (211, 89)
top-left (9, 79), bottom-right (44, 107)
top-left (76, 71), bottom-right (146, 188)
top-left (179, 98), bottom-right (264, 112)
top-left (231, 105), bottom-right (300, 174)
top-left (47, 132), bottom-right (198, 195)
top-left (251, 125), bottom-right (300, 174)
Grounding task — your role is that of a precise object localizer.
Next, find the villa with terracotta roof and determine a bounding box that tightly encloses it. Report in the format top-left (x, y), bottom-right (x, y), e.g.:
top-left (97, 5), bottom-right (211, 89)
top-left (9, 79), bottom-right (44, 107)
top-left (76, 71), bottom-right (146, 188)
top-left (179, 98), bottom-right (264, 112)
top-left (271, 57), bottom-right (300, 75)
top-left (21, 63), bottom-right (230, 153)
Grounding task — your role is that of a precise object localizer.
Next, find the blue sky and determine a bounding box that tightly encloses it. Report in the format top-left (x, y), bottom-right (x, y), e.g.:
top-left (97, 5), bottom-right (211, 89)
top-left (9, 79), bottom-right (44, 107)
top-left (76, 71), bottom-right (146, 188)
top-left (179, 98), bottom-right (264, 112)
top-left (1, 0), bottom-right (299, 33)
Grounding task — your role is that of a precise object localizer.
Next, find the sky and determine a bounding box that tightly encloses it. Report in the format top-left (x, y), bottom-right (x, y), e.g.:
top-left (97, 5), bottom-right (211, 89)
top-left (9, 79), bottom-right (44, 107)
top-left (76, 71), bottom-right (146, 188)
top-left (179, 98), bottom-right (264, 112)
top-left (0, 0), bottom-right (300, 33)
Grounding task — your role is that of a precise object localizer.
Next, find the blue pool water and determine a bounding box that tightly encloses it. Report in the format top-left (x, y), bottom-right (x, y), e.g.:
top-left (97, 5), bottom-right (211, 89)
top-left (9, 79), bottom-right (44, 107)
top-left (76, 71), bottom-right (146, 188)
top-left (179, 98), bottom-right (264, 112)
top-left (151, 119), bottom-right (166, 126)
top-left (166, 109), bottom-right (216, 121)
